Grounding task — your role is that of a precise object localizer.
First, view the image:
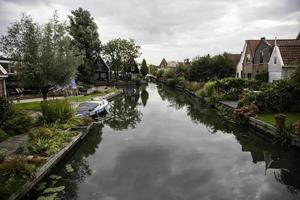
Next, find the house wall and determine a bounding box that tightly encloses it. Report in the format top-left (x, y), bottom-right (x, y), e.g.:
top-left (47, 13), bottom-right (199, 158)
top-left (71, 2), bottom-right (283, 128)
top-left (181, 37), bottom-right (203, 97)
top-left (236, 43), bottom-right (247, 78)
top-left (268, 46), bottom-right (284, 83)
top-left (253, 41), bottom-right (272, 77)
top-left (0, 78), bottom-right (5, 97)
top-left (242, 44), bottom-right (254, 79)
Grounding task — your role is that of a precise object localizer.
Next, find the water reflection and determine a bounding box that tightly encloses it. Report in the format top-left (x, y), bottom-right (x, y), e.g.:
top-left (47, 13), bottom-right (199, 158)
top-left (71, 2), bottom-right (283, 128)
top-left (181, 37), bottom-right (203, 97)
top-left (102, 88), bottom-right (142, 130)
top-left (26, 84), bottom-right (300, 200)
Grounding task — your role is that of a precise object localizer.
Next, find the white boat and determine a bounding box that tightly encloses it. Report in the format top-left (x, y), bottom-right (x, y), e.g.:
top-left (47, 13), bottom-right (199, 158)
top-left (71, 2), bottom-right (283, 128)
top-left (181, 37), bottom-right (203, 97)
top-left (76, 99), bottom-right (109, 118)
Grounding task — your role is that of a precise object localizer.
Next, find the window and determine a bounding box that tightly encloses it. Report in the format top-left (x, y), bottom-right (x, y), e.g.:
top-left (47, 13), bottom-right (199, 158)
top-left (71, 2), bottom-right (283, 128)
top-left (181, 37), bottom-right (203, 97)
top-left (260, 51), bottom-right (264, 63)
top-left (274, 56), bottom-right (277, 64)
top-left (247, 73), bottom-right (252, 79)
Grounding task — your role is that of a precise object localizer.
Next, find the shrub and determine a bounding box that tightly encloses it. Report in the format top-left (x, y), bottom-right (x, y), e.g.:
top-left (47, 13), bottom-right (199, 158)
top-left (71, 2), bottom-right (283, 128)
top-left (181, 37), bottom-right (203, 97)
top-left (156, 69), bottom-right (164, 79)
top-left (163, 68), bottom-right (176, 79)
top-left (41, 99), bottom-right (74, 124)
top-left (238, 79), bottom-right (296, 112)
top-left (0, 129), bottom-right (8, 142)
top-left (0, 97), bottom-right (10, 122)
top-left (255, 72), bottom-right (268, 82)
top-left (166, 78), bottom-right (178, 87)
top-left (184, 81), bottom-right (200, 92)
top-left (1, 106), bottom-right (33, 136)
top-left (28, 127), bottom-right (77, 156)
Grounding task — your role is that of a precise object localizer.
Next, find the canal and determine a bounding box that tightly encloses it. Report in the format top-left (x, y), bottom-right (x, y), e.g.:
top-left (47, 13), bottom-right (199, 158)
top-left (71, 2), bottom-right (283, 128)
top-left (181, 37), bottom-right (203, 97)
top-left (28, 83), bottom-right (300, 200)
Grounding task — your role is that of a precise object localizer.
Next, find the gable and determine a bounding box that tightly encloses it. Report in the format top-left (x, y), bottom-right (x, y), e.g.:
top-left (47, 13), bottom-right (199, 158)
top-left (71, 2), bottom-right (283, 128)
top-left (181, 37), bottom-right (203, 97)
top-left (94, 56), bottom-right (110, 71)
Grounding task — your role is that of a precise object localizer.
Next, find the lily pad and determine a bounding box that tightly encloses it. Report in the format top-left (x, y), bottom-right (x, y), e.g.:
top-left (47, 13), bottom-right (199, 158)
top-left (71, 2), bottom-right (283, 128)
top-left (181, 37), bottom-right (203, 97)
top-left (37, 193), bottom-right (58, 200)
top-left (43, 186), bottom-right (65, 194)
top-left (49, 175), bottom-right (62, 180)
top-left (65, 164), bottom-right (74, 173)
top-left (36, 182), bottom-right (47, 191)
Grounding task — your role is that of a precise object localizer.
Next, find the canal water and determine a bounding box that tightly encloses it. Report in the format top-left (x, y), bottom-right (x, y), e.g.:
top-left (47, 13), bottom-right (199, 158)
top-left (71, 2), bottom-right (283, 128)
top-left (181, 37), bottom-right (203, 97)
top-left (28, 83), bottom-right (300, 200)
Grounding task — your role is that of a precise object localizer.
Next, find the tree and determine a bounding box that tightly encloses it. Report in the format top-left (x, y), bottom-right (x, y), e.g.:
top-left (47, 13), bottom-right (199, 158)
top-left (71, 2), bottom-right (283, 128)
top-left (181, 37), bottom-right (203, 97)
top-left (102, 38), bottom-right (141, 81)
top-left (140, 59), bottom-right (148, 77)
top-left (148, 64), bottom-right (158, 75)
top-left (0, 14), bottom-right (81, 99)
top-left (68, 8), bottom-right (101, 84)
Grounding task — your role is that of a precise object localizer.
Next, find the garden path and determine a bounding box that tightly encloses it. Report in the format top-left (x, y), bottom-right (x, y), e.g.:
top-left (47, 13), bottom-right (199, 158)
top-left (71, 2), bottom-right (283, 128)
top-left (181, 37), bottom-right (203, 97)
top-left (0, 134), bottom-right (28, 155)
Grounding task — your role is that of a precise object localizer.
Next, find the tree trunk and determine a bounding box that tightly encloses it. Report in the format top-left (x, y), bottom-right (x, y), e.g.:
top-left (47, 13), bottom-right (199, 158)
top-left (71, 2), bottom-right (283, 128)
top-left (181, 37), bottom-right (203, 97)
top-left (41, 87), bottom-right (48, 100)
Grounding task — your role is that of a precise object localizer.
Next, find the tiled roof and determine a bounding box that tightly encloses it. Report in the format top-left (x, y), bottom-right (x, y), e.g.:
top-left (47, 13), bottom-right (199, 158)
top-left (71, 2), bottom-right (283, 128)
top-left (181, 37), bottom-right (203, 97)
top-left (159, 58), bottom-right (168, 68)
top-left (265, 39), bottom-right (300, 46)
top-left (279, 45), bottom-right (300, 65)
top-left (246, 40), bottom-right (260, 56)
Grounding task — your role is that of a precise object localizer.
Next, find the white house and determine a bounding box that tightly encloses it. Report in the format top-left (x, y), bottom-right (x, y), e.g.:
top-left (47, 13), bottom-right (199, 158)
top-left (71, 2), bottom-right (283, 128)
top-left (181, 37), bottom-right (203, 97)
top-left (0, 64), bottom-right (8, 97)
top-left (167, 61), bottom-right (177, 68)
top-left (268, 41), bottom-right (300, 83)
top-left (236, 42), bottom-right (247, 78)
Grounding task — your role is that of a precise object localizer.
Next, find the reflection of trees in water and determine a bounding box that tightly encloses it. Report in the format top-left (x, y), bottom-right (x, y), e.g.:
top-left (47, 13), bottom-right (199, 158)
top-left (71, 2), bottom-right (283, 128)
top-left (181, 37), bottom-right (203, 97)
top-left (157, 85), bottom-right (238, 133)
top-left (103, 89), bottom-right (142, 131)
top-left (157, 84), bottom-right (300, 195)
top-left (141, 86), bottom-right (149, 107)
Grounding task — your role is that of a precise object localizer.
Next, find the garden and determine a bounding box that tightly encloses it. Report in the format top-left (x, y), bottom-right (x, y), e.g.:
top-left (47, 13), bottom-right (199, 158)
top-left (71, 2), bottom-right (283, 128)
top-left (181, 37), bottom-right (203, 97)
top-left (0, 97), bottom-right (94, 199)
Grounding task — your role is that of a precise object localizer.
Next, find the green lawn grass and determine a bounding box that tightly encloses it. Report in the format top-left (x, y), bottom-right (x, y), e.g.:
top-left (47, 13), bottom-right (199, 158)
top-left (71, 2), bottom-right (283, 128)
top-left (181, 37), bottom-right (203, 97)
top-left (257, 112), bottom-right (300, 126)
top-left (14, 88), bottom-right (119, 111)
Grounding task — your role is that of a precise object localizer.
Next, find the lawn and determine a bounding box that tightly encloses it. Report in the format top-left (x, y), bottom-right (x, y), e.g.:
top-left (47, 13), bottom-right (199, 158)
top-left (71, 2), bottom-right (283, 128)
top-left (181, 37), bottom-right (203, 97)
top-left (14, 88), bottom-right (119, 111)
top-left (257, 112), bottom-right (300, 126)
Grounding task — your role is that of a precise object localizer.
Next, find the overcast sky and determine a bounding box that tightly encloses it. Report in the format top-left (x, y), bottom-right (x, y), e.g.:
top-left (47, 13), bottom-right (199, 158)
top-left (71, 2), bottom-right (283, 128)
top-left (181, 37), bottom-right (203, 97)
top-left (0, 0), bottom-right (299, 64)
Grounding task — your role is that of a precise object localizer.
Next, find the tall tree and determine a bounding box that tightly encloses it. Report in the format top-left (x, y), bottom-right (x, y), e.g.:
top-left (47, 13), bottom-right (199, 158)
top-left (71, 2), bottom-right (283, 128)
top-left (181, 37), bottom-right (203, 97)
top-left (68, 8), bottom-right (101, 84)
top-left (0, 14), bottom-right (81, 99)
top-left (140, 59), bottom-right (148, 77)
top-left (102, 38), bottom-right (141, 81)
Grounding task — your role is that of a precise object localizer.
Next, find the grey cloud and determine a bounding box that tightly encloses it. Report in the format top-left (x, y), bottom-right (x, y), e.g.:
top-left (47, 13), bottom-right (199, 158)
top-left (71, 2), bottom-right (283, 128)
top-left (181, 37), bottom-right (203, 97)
top-left (0, 0), bottom-right (299, 64)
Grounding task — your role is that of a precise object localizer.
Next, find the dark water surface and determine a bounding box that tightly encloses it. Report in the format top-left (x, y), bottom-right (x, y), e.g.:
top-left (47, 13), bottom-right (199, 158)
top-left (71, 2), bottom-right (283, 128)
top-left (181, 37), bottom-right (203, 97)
top-left (28, 84), bottom-right (300, 200)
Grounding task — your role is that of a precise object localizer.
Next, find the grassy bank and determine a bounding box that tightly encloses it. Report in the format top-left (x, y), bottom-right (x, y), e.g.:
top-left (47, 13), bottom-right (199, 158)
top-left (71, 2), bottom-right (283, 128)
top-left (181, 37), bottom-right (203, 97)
top-left (257, 113), bottom-right (300, 126)
top-left (14, 87), bottom-right (119, 111)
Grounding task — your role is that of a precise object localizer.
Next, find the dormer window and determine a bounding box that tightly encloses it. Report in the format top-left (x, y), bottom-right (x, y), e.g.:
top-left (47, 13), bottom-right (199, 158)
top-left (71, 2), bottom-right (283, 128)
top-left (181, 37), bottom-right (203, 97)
top-left (274, 56), bottom-right (277, 64)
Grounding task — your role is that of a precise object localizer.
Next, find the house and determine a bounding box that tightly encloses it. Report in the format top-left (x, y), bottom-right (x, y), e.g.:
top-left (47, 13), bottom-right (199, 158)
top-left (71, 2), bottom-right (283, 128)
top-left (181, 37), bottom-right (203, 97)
top-left (227, 53), bottom-right (241, 69)
top-left (92, 56), bottom-right (110, 83)
top-left (268, 41), bottom-right (300, 82)
top-left (236, 40), bottom-right (260, 79)
top-left (167, 61), bottom-right (177, 68)
top-left (158, 58), bottom-right (168, 68)
top-left (0, 57), bottom-right (20, 95)
top-left (236, 36), bottom-right (300, 79)
top-left (125, 60), bottom-right (140, 80)
top-left (0, 64), bottom-right (8, 98)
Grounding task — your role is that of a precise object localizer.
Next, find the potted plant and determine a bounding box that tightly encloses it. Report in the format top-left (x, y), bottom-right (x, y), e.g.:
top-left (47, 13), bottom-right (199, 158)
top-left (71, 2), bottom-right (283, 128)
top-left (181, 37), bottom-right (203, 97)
top-left (274, 113), bottom-right (286, 130)
top-left (293, 121), bottom-right (300, 136)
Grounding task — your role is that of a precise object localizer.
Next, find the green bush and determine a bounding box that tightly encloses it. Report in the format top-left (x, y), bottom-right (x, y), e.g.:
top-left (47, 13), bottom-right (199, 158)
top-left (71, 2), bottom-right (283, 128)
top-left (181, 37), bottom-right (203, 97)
top-left (163, 68), bottom-right (176, 79)
top-left (1, 107), bottom-right (33, 136)
top-left (0, 129), bottom-right (8, 142)
top-left (166, 78), bottom-right (178, 87)
top-left (28, 127), bottom-right (77, 156)
top-left (255, 72), bottom-right (268, 82)
top-left (156, 69), bottom-right (164, 79)
top-left (40, 99), bottom-right (74, 124)
top-left (0, 97), bottom-right (10, 122)
top-left (184, 81), bottom-right (200, 92)
top-left (238, 79), bottom-right (297, 112)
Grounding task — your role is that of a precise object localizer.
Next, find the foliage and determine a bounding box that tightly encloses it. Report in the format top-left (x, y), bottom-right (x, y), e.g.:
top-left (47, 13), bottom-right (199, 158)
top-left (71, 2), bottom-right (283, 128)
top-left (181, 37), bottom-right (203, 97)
top-left (233, 104), bottom-right (258, 124)
top-left (184, 81), bottom-right (201, 92)
top-left (289, 64), bottom-right (300, 89)
top-left (0, 149), bottom-right (7, 163)
top-left (0, 13), bottom-right (82, 99)
top-left (0, 97), bottom-right (10, 122)
top-left (255, 72), bottom-right (268, 82)
top-left (65, 164), bottom-right (74, 173)
top-left (198, 78), bottom-right (260, 104)
top-left (40, 99), bottom-right (74, 124)
top-left (102, 38), bottom-right (141, 81)
top-left (148, 64), bottom-right (158, 75)
top-left (140, 59), bottom-right (148, 77)
top-left (186, 53), bottom-right (235, 82)
top-left (1, 106), bottom-right (33, 136)
top-left (163, 68), bottom-right (176, 79)
top-left (68, 8), bottom-right (101, 84)
top-left (0, 129), bottom-right (8, 143)
top-left (238, 79), bottom-right (297, 113)
top-left (166, 79), bottom-right (178, 87)
top-left (0, 159), bottom-right (38, 198)
top-left (28, 127), bottom-right (77, 156)
top-left (156, 69), bottom-right (164, 79)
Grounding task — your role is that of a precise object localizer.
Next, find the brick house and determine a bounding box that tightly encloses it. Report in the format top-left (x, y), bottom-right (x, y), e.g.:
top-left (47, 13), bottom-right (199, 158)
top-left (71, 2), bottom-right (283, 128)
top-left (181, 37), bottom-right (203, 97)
top-left (158, 58), bottom-right (168, 68)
